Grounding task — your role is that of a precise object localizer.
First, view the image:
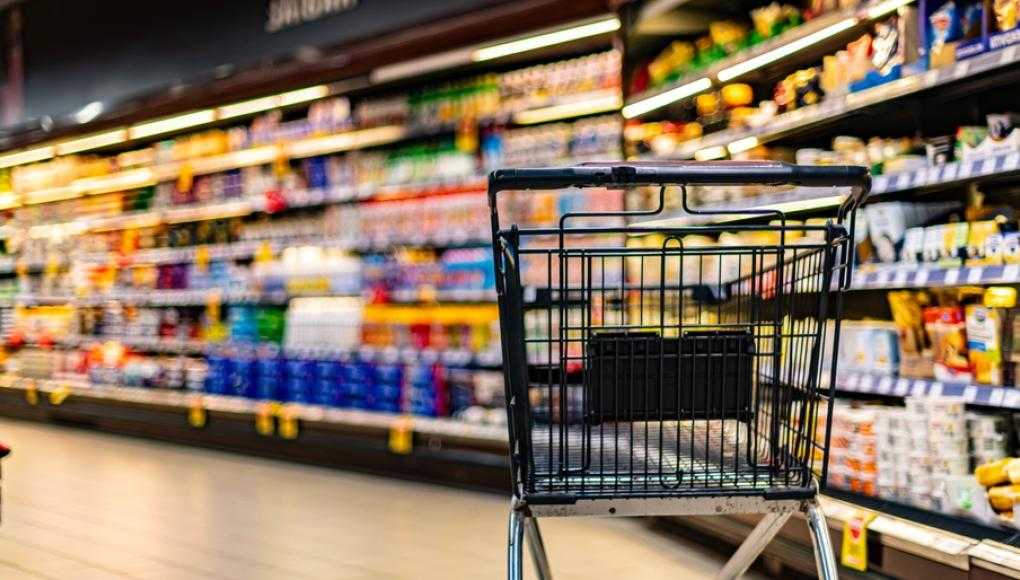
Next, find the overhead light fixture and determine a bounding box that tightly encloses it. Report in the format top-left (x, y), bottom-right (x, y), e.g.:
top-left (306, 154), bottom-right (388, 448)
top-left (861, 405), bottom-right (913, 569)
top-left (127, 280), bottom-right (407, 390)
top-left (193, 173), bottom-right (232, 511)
top-left (371, 48), bottom-right (475, 84)
top-left (190, 145), bottom-right (279, 175)
top-left (128, 110), bottom-right (216, 140)
top-left (0, 146), bottom-right (55, 168)
top-left (278, 85), bottom-right (331, 107)
top-left (216, 96), bottom-right (280, 120)
top-left (75, 101), bottom-right (104, 124)
top-left (56, 129), bottom-right (128, 156)
top-left (73, 168), bottom-right (155, 196)
top-left (693, 145), bottom-right (727, 161)
top-left (514, 92), bottom-right (622, 125)
top-left (24, 186), bottom-right (78, 205)
top-left (217, 85), bottom-right (331, 120)
top-left (163, 200), bottom-right (253, 224)
top-left (0, 191), bottom-right (18, 210)
top-left (622, 77), bottom-right (712, 119)
top-left (867, 0), bottom-right (914, 19)
top-left (716, 18), bottom-right (857, 82)
top-left (472, 16), bottom-right (620, 62)
top-left (726, 136), bottom-right (759, 155)
top-left (287, 125), bottom-right (406, 159)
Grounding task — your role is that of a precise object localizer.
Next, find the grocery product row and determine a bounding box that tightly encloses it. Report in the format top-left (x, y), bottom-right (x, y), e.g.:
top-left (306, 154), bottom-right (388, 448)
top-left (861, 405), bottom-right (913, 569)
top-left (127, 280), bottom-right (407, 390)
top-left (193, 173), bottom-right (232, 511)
top-left (3, 297), bottom-right (505, 421)
top-left (0, 50), bottom-right (621, 205)
top-left (626, 3), bottom-right (1020, 159)
top-left (824, 396), bottom-right (1020, 532)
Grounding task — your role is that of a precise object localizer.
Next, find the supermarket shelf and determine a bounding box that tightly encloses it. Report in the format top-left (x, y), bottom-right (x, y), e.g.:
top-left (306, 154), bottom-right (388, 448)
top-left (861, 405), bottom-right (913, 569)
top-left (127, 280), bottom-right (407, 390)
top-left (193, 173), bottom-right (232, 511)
top-left (0, 373), bottom-right (510, 490)
top-left (832, 369), bottom-right (1020, 411)
top-left (624, 7), bottom-right (861, 118)
top-left (34, 336), bottom-right (503, 368)
top-left (19, 176), bottom-right (489, 246)
top-left (636, 148), bottom-right (1020, 228)
top-left (659, 493), bottom-right (1015, 578)
top-left (13, 86), bottom-right (616, 208)
top-left (852, 262), bottom-right (1020, 290)
top-left (644, 44), bottom-right (1020, 159)
top-left (823, 488), bottom-right (1019, 546)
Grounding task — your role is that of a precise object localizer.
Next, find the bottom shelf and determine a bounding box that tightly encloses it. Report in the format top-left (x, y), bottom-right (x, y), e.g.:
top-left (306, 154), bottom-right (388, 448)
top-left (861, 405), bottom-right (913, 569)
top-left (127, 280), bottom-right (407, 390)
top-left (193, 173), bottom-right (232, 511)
top-left (9, 372), bottom-right (1020, 578)
top-left (0, 374), bottom-right (510, 491)
top-left (824, 488), bottom-right (1020, 545)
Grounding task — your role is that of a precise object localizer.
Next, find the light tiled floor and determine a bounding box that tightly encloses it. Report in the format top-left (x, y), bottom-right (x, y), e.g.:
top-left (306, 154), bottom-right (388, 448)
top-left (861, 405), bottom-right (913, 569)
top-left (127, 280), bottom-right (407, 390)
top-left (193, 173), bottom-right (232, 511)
top-left (0, 418), bottom-right (765, 579)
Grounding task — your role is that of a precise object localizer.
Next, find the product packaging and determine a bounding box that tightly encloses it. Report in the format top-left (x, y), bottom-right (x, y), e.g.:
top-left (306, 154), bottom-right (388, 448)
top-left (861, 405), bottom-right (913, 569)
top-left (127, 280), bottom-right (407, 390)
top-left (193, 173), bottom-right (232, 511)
top-left (924, 305), bottom-right (973, 381)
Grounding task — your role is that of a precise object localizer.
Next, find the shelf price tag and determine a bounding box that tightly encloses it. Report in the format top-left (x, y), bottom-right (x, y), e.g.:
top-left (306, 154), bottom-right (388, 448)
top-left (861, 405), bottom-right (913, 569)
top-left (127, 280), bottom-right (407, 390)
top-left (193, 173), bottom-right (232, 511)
top-left (841, 511), bottom-right (876, 572)
top-left (24, 380), bottom-right (38, 406)
top-left (389, 416), bottom-right (414, 455)
top-left (255, 241), bottom-right (274, 264)
top-left (278, 405), bottom-right (299, 440)
top-left (49, 384), bottom-right (71, 406)
top-left (188, 396), bottom-right (206, 428)
top-left (195, 245), bottom-right (210, 273)
top-left (255, 402), bottom-right (278, 436)
top-left (178, 163), bottom-right (194, 193)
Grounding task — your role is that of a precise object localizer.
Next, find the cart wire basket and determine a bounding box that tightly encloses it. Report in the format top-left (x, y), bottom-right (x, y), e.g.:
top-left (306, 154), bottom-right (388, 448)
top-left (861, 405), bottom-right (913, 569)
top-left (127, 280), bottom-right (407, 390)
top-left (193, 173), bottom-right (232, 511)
top-left (489, 161), bottom-right (870, 580)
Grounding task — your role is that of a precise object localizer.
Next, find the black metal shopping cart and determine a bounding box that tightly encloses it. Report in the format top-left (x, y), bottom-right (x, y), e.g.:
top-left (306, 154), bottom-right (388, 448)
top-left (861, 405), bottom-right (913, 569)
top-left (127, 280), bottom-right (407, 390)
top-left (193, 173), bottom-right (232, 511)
top-left (489, 161), bottom-right (870, 579)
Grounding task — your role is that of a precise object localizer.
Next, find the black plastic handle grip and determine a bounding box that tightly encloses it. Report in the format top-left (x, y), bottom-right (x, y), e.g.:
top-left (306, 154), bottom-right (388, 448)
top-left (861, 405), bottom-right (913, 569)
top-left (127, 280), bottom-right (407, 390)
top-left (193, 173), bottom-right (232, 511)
top-left (488, 161), bottom-right (871, 218)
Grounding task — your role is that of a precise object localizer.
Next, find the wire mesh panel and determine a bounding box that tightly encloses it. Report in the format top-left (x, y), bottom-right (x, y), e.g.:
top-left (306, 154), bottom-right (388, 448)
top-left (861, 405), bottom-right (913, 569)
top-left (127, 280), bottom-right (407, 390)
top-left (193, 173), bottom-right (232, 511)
top-left (490, 162), bottom-right (869, 503)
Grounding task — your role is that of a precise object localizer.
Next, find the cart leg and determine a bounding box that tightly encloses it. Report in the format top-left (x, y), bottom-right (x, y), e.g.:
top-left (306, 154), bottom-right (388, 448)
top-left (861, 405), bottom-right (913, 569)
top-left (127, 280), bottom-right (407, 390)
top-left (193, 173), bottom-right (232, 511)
top-left (805, 499), bottom-right (839, 580)
top-left (714, 511), bottom-right (793, 580)
top-left (524, 517), bottom-right (552, 580)
top-left (508, 505), bottom-right (525, 580)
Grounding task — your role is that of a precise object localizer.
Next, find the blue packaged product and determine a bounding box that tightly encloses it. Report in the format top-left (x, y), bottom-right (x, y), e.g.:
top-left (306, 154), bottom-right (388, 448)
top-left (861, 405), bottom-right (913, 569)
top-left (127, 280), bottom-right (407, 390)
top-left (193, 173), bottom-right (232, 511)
top-left (255, 355), bottom-right (285, 400)
top-left (340, 359), bottom-right (371, 407)
top-left (204, 354), bottom-right (230, 395)
top-left (229, 356), bottom-right (256, 398)
top-left (314, 359), bottom-right (344, 406)
top-left (446, 367), bottom-right (475, 414)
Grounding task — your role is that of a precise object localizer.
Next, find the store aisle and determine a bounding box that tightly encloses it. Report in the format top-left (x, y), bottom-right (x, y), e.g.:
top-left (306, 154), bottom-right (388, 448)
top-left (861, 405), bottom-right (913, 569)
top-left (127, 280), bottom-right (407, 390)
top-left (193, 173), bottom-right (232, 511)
top-left (0, 419), bottom-right (764, 580)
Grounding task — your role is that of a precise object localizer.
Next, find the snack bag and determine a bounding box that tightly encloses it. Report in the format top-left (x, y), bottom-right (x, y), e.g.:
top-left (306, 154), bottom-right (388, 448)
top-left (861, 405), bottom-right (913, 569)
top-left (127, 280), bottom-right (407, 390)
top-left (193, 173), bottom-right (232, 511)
top-left (967, 219), bottom-right (1006, 266)
top-left (967, 304), bottom-right (1003, 385)
top-left (889, 291), bottom-right (934, 378)
top-left (924, 305), bottom-right (972, 381)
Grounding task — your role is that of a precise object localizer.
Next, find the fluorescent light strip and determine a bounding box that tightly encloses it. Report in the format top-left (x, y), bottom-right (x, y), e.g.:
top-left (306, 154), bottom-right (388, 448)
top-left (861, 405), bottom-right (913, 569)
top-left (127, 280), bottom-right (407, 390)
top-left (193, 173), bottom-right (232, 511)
top-left (0, 192), bottom-right (18, 210)
top-left (278, 85), bottom-right (331, 107)
top-left (472, 17), bottom-right (620, 62)
top-left (0, 146), bottom-right (55, 169)
top-left (371, 48), bottom-right (475, 84)
top-left (216, 96), bottom-right (281, 120)
top-left (727, 136), bottom-right (759, 155)
top-left (716, 18), bottom-right (857, 82)
top-left (128, 110), bottom-right (216, 140)
top-left (287, 125), bottom-right (405, 159)
top-left (24, 186), bottom-right (78, 205)
top-left (867, 0), bottom-right (914, 19)
top-left (693, 145), bottom-right (727, 161)
top-left (513, 93), bottom-right (622, 125)
top-left (622, 77), bottom-right (712, 119)
top-left (72, 168), bottom-right (155, 196)
top-left (56, 130), bottom-right (128, 156)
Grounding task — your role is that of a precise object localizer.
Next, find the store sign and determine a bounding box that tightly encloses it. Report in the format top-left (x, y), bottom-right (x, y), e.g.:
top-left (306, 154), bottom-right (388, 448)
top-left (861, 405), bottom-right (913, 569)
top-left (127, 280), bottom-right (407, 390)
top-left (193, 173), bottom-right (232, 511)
top-left (266, 0), bottom-right (359, 33)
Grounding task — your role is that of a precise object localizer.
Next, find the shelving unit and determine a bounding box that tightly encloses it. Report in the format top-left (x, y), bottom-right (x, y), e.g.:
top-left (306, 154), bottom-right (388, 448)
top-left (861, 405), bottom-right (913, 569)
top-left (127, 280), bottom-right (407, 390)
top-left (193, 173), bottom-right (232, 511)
top-left (639, 44), bottom-right (1020, 160)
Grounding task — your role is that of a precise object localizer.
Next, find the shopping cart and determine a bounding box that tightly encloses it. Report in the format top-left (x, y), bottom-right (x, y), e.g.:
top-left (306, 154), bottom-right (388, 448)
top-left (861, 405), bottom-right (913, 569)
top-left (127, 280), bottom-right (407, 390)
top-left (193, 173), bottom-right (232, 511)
top-left (489, 161), bottom-right (870, 579)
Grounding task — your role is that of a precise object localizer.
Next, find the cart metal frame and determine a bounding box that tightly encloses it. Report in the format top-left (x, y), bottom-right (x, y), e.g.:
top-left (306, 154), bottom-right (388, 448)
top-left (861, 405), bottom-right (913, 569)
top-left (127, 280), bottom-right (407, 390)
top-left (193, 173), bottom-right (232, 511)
top-left (489, 161), bottom-right (870, 579)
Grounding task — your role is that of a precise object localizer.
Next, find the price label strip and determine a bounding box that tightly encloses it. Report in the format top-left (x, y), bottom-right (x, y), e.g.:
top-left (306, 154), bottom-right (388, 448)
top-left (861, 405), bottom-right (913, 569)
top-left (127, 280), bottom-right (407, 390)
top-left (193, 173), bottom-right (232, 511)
top-left (49, 384), bottom-right (71, 406)
top-left (24, 380), bottom-right (38, 406)
top-left (188, 396), bottom-right (207, 428)
top-left (255, 402), bottom-right (278, 436)
top-left (841, 511), bottom-right (877, 572)
top-left (389, 416), bottom-right (414, 455)
top-left (277, 406), bottom-right (300, 440)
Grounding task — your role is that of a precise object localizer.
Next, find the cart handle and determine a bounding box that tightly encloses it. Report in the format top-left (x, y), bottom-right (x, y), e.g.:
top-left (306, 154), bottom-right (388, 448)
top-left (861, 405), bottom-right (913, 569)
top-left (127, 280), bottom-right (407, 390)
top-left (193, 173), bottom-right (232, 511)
top-left (488, 161), bottom-right (871, 220)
